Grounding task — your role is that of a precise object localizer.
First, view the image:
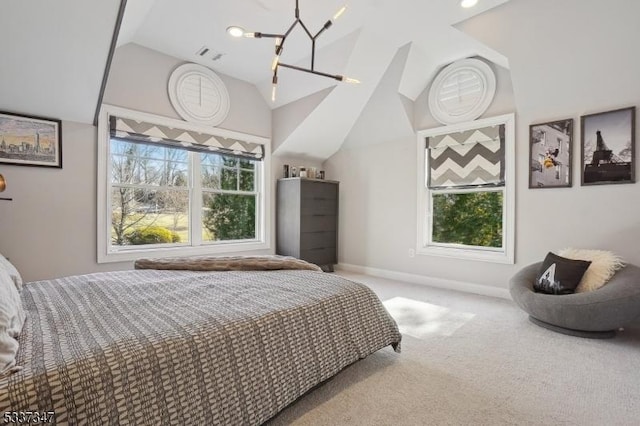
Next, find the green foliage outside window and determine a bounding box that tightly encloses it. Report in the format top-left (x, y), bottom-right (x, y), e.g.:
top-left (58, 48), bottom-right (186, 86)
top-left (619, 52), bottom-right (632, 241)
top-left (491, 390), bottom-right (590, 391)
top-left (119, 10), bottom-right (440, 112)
top-left (125, 226), bottom-right (181, 245)
top-left (203, 157), bottom-right (256, 241)
top-left (432, 191), bottom-right (503, 248)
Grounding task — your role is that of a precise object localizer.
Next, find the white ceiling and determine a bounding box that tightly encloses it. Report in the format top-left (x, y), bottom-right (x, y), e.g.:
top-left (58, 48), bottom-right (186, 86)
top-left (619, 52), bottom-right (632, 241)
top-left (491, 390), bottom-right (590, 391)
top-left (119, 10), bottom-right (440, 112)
top-left (0, 1), bottom-right (122, 124)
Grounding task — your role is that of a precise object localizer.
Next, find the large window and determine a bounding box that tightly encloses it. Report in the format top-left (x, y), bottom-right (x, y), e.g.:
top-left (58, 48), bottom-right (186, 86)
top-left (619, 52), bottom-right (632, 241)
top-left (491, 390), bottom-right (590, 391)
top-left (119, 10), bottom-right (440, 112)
top-left (98, 105), bottom-right (270, 263)
top-left (416, 114), bottom-right (515, 263)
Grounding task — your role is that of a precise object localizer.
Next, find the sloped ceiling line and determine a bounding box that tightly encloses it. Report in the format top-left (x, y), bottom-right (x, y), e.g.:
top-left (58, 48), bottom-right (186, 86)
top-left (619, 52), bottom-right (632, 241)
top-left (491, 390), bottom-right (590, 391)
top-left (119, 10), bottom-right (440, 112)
top-left (95, 0), bottom-right (129, 126)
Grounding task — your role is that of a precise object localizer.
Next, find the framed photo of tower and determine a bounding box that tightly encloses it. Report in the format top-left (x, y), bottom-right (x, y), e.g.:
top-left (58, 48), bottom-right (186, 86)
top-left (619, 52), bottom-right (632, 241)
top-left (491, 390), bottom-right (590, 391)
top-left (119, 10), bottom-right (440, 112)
top-left (529, 118), bottom-right (573, 189)
top-left (0, 111), bottom-right (62, 168)
top-left (581, 107), bottom-right (635, 186)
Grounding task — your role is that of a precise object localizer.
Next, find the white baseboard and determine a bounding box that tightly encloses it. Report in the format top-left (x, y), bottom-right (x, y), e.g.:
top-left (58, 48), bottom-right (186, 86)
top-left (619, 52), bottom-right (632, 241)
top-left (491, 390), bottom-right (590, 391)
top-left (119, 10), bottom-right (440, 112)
top-left (336, 263), bottom-right (512, 300)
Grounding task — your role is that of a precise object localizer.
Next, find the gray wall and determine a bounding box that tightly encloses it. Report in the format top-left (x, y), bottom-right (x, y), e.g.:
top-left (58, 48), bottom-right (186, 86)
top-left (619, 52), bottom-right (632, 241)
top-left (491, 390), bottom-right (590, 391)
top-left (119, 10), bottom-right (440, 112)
top-left (323, 53), bottom-right (516, 289)
top-left (324, 0), bottom-right (640, 290)
top-left (0, 43), bottom-right (273, 282)
top-left (104, 43), bottom-right (271, 138)
top-left (0, 121), bottom-right (126, 281)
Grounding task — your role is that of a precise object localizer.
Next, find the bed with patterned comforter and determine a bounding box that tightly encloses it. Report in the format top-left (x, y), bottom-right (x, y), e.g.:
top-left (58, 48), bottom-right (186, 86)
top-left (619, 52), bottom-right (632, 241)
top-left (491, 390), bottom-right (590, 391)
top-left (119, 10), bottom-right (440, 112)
top-left (0, 259), bottom-right (401, 425)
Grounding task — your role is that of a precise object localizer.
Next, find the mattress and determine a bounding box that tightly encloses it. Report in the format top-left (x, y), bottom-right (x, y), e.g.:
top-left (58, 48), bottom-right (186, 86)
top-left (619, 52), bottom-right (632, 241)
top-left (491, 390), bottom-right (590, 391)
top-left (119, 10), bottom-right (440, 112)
top-left (0, 269), bottom-right (401, 425)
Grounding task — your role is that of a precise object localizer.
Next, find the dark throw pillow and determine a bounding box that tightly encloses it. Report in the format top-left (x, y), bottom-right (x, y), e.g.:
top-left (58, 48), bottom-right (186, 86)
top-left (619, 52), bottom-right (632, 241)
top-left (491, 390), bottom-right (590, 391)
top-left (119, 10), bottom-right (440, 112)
top-left (534, 252), bottom-right (592, 295)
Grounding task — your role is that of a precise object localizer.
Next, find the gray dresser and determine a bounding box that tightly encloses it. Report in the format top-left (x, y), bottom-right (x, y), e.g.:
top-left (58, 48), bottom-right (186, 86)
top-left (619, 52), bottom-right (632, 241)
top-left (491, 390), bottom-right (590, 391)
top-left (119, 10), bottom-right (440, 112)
top-left (276, 178), bottom-right (338, 271)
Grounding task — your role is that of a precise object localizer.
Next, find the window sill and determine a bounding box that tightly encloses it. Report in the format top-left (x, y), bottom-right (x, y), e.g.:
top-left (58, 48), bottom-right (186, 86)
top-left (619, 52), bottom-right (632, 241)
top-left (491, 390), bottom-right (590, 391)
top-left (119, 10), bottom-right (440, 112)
top-left (98, 240), bottom-right (271, 264)
top-left (416, 245), bottom-right (514, 264)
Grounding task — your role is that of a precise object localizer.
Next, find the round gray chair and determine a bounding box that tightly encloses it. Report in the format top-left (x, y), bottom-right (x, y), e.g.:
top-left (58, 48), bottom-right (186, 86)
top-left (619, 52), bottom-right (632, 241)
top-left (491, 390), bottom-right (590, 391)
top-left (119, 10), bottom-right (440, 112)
top-left (509, 262), bottom-right (640, 338)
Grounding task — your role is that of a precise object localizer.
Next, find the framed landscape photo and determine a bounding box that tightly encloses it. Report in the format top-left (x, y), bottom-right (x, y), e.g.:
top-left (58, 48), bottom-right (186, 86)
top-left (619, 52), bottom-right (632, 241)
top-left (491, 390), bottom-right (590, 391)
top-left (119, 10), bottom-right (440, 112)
top-left (529, 118), bottom-right (573, 188)
top-left (0, 111), bottom-right (62, 168)
top-left (581, 106), bottom-right (635, 186)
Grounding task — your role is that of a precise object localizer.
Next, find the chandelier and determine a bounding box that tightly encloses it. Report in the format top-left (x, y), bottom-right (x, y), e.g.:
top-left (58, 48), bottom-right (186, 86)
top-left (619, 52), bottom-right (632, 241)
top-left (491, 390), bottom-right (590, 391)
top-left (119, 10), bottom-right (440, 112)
top-left (227, 0), bottom-right (360, 101)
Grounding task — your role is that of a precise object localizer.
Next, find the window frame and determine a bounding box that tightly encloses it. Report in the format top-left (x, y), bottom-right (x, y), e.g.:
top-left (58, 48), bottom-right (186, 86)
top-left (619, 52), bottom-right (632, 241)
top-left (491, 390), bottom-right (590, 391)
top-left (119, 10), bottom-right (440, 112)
top-left (97, 104), bottom-right (271, 263)
top-left (416, 113), bottom-right (515, 264)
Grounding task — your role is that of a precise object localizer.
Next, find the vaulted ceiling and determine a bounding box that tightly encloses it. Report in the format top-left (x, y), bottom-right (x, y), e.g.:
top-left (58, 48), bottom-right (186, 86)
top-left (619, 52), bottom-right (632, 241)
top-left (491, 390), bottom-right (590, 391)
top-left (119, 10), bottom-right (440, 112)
top-left (0, 0), bottom-right (512, 161)
top-left (121, 0), bottom-right (509, 107)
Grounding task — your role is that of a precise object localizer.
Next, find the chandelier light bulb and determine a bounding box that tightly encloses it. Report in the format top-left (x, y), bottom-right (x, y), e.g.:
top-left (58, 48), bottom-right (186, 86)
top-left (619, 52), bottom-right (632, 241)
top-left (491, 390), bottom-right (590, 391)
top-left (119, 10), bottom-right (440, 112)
top-left (271, 84), bottom-right (277, 102)
top-left (460, 0), bottom-right (478, 8)
top-left (333, 5), bottom-right (348, 21)
top-left (271, 55), bottom-right (280, 71)
top-left (226, 26), bottom-right (245, 37)
top-left (343, 77), bottom-right (360, 84)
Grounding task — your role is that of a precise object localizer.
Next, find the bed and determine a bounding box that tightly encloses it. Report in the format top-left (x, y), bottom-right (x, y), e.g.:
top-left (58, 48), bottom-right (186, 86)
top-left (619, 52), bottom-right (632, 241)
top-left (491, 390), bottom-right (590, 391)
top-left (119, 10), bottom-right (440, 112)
top-left (0, 256), bottom-right (401, 425)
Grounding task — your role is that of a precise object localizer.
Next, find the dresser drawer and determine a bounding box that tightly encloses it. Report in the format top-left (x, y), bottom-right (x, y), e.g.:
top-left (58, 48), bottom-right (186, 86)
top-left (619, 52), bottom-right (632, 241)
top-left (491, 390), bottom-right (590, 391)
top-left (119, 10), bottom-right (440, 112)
top-left (300, 197), bottom-right (337, 215)
top-left (300, 230), bottom-right (336, 250)
top-left (301, 180), bottom-right (338, 200)
top-left (300, 214), bottom-right (336, 232)
top-left (300, 247), bottom-right (336, 266)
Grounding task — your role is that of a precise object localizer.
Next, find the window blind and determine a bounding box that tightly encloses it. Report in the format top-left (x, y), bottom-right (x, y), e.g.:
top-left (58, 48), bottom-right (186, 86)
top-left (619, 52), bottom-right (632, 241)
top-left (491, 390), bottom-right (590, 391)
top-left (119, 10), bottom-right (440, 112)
top-left (109, 116), bottom-right (264, 161)
top-left (426, 124), bottom-right (505, 189)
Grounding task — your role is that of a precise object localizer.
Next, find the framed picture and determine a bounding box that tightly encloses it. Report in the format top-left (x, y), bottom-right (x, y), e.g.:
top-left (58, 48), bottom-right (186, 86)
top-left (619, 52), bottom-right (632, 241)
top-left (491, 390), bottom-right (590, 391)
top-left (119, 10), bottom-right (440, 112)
top-left (529, 118), bottom-right (573, 188)
top-left (581, 106), bottom-right (635, 186)
top-left (0, 111), bottom-right (62, 168)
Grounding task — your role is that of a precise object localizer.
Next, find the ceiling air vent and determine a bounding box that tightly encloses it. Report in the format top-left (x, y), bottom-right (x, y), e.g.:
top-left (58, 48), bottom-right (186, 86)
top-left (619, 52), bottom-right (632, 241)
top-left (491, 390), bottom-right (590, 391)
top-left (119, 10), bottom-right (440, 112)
top-left (195, 46), bottom-right (225, 62)
top-left (196, 46), bottom-right (210, 56)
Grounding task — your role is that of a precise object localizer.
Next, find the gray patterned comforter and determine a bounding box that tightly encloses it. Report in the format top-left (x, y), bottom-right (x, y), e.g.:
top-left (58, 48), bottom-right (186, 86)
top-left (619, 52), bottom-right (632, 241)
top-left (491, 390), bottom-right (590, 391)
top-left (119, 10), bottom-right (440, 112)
top-left (0, 269), bottom-right (401, 425)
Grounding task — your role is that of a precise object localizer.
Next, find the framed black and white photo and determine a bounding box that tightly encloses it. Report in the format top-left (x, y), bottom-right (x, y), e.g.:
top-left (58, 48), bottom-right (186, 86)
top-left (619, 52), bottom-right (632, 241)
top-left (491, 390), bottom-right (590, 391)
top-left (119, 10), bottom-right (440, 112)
top-left (581, 107), bottom-right (635, 186)
top-left (529, 118), bottom-right (573, 188)
top-left (0, 111), bottom-right (62, 168)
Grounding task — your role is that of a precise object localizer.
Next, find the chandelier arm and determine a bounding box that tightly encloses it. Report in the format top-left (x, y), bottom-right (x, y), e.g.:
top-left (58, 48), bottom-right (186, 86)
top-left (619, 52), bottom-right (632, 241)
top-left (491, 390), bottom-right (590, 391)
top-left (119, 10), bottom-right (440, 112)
top-left (254, 32), bottom-right (285, 39)
top-left (313, 20), bottom-right (333, 40)
top-left (298, 20), bottom-right (314, 39)
top-left (279, 62), bottom-right (342, 81)
top-left (282, 20), bottom-right (299, 40)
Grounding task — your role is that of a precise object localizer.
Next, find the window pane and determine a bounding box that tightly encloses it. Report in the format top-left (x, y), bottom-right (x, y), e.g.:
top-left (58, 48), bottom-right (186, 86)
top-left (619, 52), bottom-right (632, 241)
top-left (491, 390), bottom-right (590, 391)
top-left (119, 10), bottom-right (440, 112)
top-left (432, 191), bottom-right (503, 248)
top-left (121, 158), bottom-right (164, 185)
top-left (221, 156), bottom-right (238, 167)
top-left (111, 187), bottom-right (189, 246)
top-left (239, 159), bottom-right (255, 170)
top-left (165, 162), bottom-right (188, 186)
top-left (202, 193), bottom-right (256, 241)
top-left (220, 167), bottom-right (238, 191)
top-left (202, 166), bottom-right (221, 189)
top-left (240, 169), bottom-right (255, 191)
top-left (201, 153), bottom-right (223, 167)
top-left (111, 139), bottom-right (188, 186)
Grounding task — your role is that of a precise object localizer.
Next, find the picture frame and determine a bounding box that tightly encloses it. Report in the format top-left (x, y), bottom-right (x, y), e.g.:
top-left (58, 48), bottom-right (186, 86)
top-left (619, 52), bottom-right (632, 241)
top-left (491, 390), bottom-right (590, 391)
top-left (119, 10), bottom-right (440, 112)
top-left (529, 118), bottom-right (573, 189)
top-left (0, 111), bottom-right (62, 168)
top-left (581, 106), bottom-right (635, 186)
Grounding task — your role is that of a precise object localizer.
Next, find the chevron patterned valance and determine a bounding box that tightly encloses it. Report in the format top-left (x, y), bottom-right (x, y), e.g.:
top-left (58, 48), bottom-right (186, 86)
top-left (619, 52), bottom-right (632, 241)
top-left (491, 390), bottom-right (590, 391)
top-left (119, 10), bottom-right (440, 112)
top-left (109, 116), bottom-right (264, 161)
top-left (426, 124), bottom-right (505, 189)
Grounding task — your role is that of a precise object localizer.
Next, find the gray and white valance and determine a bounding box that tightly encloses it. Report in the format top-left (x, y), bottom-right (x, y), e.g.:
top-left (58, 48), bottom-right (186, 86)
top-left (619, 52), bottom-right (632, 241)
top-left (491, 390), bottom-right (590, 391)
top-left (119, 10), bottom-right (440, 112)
top-left (109, 116), bottom-right (264, 161)
top-left (427, 124), bottom-right (505, 189)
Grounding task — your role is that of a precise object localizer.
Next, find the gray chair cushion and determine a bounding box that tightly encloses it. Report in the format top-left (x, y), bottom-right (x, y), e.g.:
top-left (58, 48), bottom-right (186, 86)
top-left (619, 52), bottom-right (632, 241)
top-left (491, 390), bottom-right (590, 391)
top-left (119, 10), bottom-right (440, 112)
top-left (510, 262), bottom-right (640, 332)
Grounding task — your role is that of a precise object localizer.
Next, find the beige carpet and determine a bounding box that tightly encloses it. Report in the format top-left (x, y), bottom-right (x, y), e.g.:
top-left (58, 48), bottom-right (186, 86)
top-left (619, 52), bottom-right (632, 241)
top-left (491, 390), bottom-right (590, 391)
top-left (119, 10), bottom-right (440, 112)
top-left (267, 272), bottom-right (640, 425)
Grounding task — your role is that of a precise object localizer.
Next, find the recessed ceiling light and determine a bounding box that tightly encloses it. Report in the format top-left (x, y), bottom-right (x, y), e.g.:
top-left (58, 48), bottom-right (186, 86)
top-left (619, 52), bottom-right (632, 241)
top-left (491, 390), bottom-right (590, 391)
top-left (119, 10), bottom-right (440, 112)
top-left (226, 26), bottom-right (245, 38)
top-left (460, 0), bottom-right (478, 8)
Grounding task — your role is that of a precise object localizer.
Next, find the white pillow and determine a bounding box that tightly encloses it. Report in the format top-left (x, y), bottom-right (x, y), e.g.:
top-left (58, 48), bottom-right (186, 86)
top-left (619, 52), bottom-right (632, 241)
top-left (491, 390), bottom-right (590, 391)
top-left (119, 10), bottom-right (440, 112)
top-left (0, 254), bottom-right (23, 291)
top-left (0, 266), bottom-right (25, 377)
top-left (558, 248), bottom-right (625, 292)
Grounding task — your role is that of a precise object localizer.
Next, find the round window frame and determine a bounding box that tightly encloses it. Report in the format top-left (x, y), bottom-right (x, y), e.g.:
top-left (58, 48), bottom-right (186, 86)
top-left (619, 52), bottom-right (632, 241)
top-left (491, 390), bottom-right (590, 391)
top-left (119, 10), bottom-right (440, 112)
top-left (168, 63), bottom-right (230, 126)
top-left (428, 58), bottom-right (496, 125)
